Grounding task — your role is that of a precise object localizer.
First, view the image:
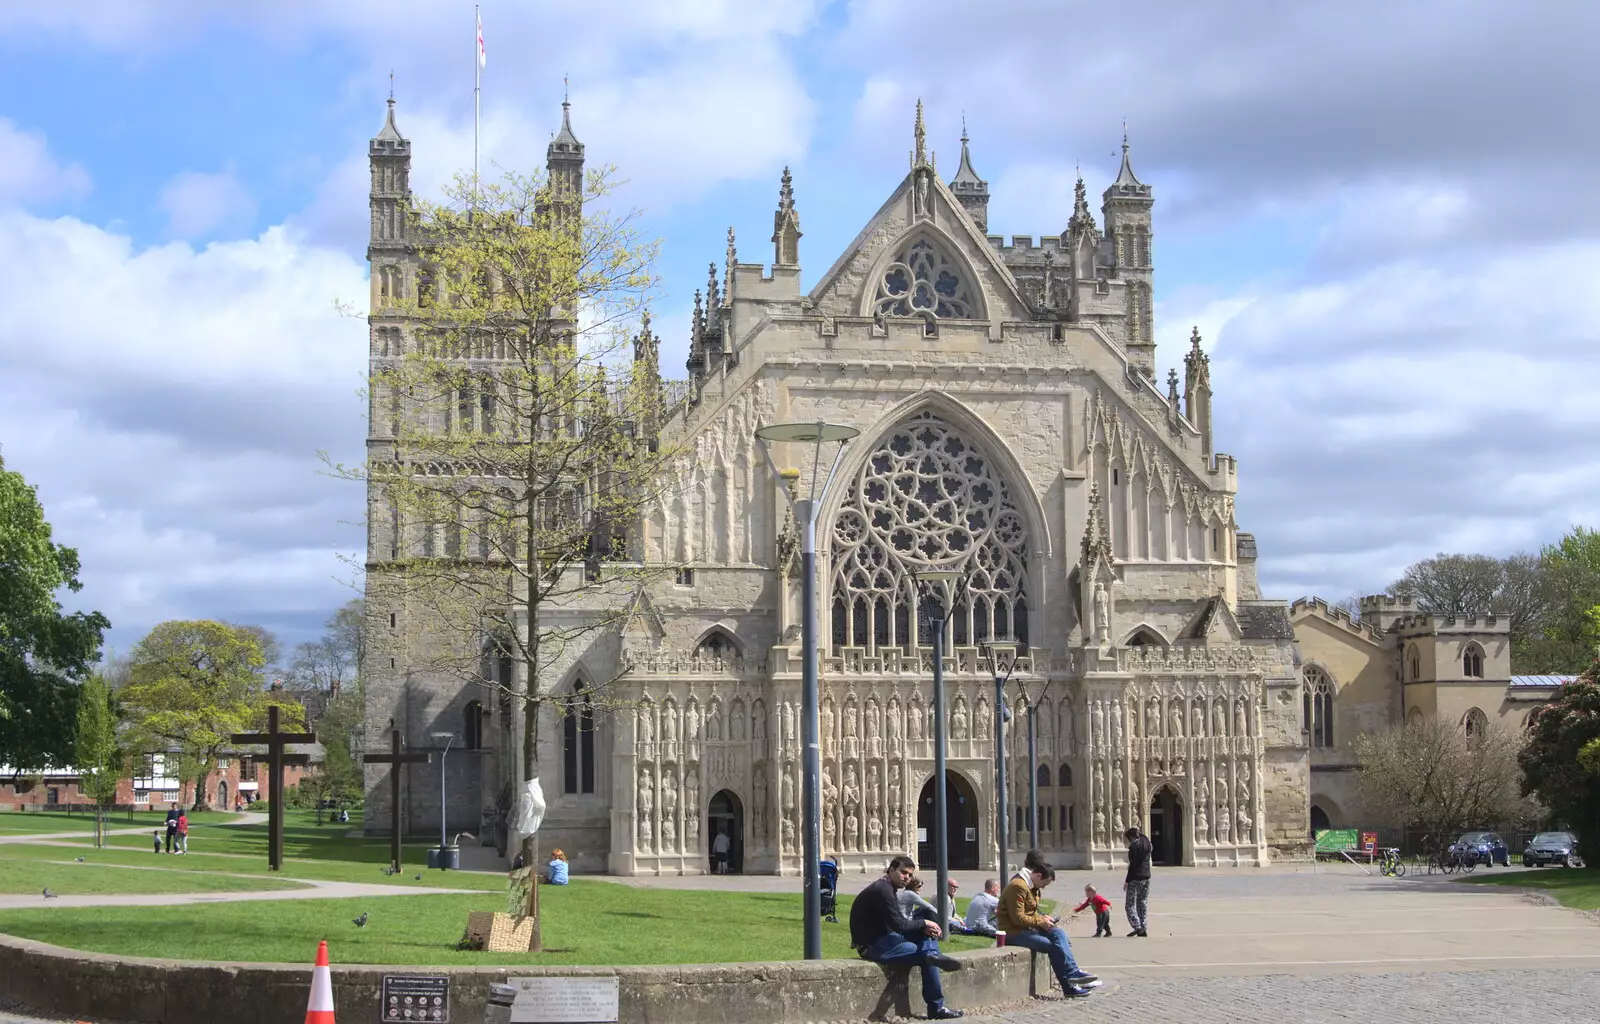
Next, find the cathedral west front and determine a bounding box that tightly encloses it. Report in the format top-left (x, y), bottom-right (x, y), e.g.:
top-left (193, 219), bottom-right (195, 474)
top-left (362, 97), bottom-right (1311, 876)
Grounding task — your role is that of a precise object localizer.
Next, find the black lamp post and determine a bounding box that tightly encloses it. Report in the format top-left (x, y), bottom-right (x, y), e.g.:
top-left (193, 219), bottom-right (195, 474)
top-left (755, 420), bottom-right (860, 961)
top-left (979, 641), bottom-right (1021, 877)
top-left (914, 569), bottom-right (964, 929)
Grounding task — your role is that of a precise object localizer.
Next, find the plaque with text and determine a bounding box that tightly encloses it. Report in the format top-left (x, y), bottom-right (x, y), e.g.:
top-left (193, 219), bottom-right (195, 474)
top-left (381, 975), bottom-right (450, 1022)
top-left (508, 977), bottom-right (620, 1023)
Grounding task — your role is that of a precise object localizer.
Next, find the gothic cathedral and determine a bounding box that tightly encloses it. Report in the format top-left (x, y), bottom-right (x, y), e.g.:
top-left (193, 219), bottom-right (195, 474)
top-left (362, 98), bottom-right (1309, 875)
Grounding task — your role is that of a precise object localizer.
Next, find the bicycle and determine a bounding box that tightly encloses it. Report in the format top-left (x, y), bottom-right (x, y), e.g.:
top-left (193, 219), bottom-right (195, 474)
top-left (1378, 847), bottom-right (1406, 877)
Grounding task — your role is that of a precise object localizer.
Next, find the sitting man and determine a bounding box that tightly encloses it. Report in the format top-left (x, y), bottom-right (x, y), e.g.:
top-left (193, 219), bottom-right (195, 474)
top-left (961, 878), bottom-right (1001, 938)
top-left (850, 855), bottom-right (965, 1020)
top-left (997, 862), bottom-right (1098, 998)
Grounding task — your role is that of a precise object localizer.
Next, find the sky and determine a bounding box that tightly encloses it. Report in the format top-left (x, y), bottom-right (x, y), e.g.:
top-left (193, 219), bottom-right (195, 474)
top-left (1, 1), bottom-right (1597, 658)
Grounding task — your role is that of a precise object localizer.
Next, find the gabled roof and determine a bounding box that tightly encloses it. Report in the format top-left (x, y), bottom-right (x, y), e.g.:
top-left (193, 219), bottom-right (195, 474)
top-left (1182, 595), bottom-right (1243, 643)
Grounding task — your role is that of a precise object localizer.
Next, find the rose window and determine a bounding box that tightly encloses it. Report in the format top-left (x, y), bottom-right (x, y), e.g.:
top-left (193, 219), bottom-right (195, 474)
top-left (830, 411), bottom-right (1028, 652)
top-left (874, 239), bottom-right (977, 322)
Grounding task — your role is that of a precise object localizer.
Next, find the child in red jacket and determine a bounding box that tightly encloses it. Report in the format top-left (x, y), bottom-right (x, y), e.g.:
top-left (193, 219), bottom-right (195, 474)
top-left (1074, 884), bottom-right (1113, 937)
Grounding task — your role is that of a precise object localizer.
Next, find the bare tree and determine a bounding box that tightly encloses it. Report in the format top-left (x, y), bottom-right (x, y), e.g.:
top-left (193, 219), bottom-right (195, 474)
top-left (1387, 553), bottom-right (1504, 615)
top-left (1354, 715), bottom-right (1539, 852)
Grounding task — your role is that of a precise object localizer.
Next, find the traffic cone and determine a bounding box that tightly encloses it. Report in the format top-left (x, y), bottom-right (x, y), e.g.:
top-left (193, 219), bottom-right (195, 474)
top-left (305, 940), bottom-right (335, 1024)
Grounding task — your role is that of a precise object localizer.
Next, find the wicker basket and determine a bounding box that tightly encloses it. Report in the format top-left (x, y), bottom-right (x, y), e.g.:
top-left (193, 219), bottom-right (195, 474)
top-left (464, 911), bottom-right (535, 952)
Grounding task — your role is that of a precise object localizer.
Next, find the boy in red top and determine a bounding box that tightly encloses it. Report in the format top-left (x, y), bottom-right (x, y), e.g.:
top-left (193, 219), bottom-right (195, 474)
top-left (1074, 884), bottom-right (1113, 937)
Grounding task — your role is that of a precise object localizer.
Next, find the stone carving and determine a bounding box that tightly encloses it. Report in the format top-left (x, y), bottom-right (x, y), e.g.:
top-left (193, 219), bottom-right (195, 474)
top-left (684, 766), bottom-right (701, 846)
top-left (844, 700), bottom-right (859, 757)
top-left (1110, 699), bottom-right (1123, 753)
top-left (752, 764), bottom-right (768, 839)
top-left (867, 814), bottom-right (882, 850)
top-left (1094, 807), bottom-right (1106, 844)
top-left (661, 765), bottom-right (678, 850)
top-left (707, 699), bottom-right (723, 741)
top-left (662, 699), bottom-right (679, 758)
top-left (822, 764), bottom-right (840, 848)
top-left (889, 806), bottom-right (904, 847)
top-left (685, 701), bottom-right (701, 760)
top-left (867, 763), bottom-right (882, 817)
top-left (782, 817), bottom-right (796, 851)
top-left (1191, 701), bottom-right (1205, 738)
top-left (1145, 697), bottom-right (1160, 739)
top-left (752, 699), bottom-right (768, 758)
top-left (842, 764), bottom-right (862, 850)
top-left (1093, 581), bottom-right (1110, 645)
top-left (731, 698), bottom-right (748, 741)
top-left (1060, 702), bottom-right (1075, 755)
top-left (1217, 802), bottom-right (1231, 844)
top-left (887, 698), bottom-right (903, 753)
top-left (1213, 698), bottom-right (1227, 737)
top-left (638, 704), bottom-right (655, 749)
top-left (951, 697), bottom-right (969, 740)
top-left (1092, 700), bottom-right (1105, 754)
top-left (909, 697), bottom-right (925, 740)
top-left (888, 766), bottom-right (902, 822)
top-left (1169, 699), bottom-right (1184, 738)
top-left (974, 697), bottom-right (991, 740)
top-left (822, 698), bottom-right (836, 749)
top-left (783, 701), bottom-right (798, 747)
top-left (866, 699), bottom-right (882, 757)
top-left (637, 767), bottom-right (654, 852)
top-left (1195, 779), bottom-right (1209, 842)
top-left (1112, 760), bottom-right (1125, 808)
top-left (1113, 804), bottom-right (1124, 836)
top-left (845, 811), bottom-right (859, 850)
top-left (1235, 698), bottom-right (1248, 738)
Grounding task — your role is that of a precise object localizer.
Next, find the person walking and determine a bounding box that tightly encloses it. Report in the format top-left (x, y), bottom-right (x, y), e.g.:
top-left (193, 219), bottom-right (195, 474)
top-left (996, 862), bottom-right (1097, 998)
top-left (164, 807), bottom-right (179, 854)
top-left (849, 855), bottom-right (965, 1020)
top-left (175, 810), bottom-right (189, 854)
top-left (1123, 826), bottom-right (1153, 937)
top-left (1074, 884), bottom-right (1113, 937)
top-left (711, 826), bottom-right (732, 874)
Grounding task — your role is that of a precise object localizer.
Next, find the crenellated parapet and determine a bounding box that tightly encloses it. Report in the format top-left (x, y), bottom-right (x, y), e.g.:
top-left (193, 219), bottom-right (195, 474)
top-left (1289, 597), bottom-right (1387, 645)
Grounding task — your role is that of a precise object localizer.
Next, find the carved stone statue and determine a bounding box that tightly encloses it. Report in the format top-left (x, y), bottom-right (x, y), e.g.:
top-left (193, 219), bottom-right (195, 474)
top-left (866, 763), bottom-right (881, 816)
top-left (662, 702), bottom-right (679, 749)
top-left (866, 700), bottom-right (882, 757)
top-left (684, 767), bottom-right (700, 845)
top-left (781, 765), bottom-right (796, 814)
top-left (889, 807), bottom-right (904, 847)
top-left (1093, 580), bottom-right (1110, 645)
top-left (1112, 760), bottom-right (1125, 807)
top-left (1191, 701), bottom-right (1205, 738)
top-left (637, 768), bottom-right (654, 851)
top-left (888, 769), bottom-right (902, 819)
top-left (1235, 698), bottom-right (1248, 738)
top-left (1110, 699), bottom-right (1123, 752)
top-left (844, 811), bottom-right (859, 852)
top-left (1060, 703), bottom-right (1075, 755)
top-left (731, 700), bottom-right (748, 741)
top-left (974, 698), bottom-right (992, 740)
top-left (915, 170), bottom-right (929, 214)
top-left (685, 702), bottom-right (701, 759)
top-left (887, 699), bottom-right (903, 753)
top-left (867, 814), bottom-right (882, 850)
top-left (752, 765), bottom-right (768, 838)
top-left (1217, 803), bottom-right (1232, 844)
top-left (638, 705), bottom-right (655, 748)
top-left (1169, 699), bottom-right (1184, 738)
top-left (842, 765), bottom-right (862, 819)
top-left (844, 701), bottom-right (859, 753)
top-left (821, 699), bottom-right (836, 746)
top-left (951, 698), bottom-right (969, 740)
top-left (783, 702), bottom-right (798, 747)
top-left (1092, 700), bottom-right (1106, 753)
top-left (1213, 699), bottom-right (1228, 737)
top-left (1094, 807), bottom-right (1106, 843)
top-left (1145, 697), bottom-right (1160, 738)
top-left (909, 699), bottom-right (926, 740)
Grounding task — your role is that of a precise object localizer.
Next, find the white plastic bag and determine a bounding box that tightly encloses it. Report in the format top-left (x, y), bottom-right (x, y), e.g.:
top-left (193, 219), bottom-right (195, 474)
top-left (511, 777), bottom-right (546, 835)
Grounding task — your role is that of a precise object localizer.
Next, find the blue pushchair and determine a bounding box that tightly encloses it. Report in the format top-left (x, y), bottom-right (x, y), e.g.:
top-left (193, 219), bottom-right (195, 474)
top-left (819, 859), bottom-right (839, 923)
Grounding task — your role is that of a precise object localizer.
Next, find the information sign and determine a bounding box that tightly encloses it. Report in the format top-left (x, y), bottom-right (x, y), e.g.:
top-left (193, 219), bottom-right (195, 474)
top-left (381, 975), bottom-right (450, 1022)
top-left (508, 977), bottom-right (619, 1023)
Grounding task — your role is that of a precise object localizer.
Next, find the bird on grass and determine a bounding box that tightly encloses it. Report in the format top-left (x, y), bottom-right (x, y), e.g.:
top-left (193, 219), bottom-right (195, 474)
top-left (414, 875), bottom-right (423, 881)
top-left (381, 866), bottom-right (399, 876)
top-left (42, 888), bottom-right (57, 898)
top-left (352, 912), bottom-right (369, 928)
top-left (74, 856), bottom-right (86, 862)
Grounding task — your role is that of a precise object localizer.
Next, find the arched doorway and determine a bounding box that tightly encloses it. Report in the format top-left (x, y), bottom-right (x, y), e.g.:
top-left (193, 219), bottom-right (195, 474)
top-left (1309, 804), bottom-right (1331, 839)
top-left (217, 780), bottom-right (228, 810)
top-left (707, 790), bottom-right (744, 874)
top-left (917, 771), bottom-right (979, 870)
top-left (1149, 787), bottom-right (1183, 866)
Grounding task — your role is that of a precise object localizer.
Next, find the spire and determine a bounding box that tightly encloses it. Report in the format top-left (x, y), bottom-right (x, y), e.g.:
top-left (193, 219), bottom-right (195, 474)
top-left (633, 311), bottom-right (658, 366)
top-left (1184, 326), bottom-right (1213, 458)
top-left (723, 226), bottom-right (737, 304)
top-left (371, 95), bottom-right (408, 149)
top-left (1069, 170), bottom-right (1094, 232)
top-left (1081, 483), bottom-right (1113, 568)
top-left (1184, 325), bottom-right (1210, 389)
top-left (772, 167), bottom-right (801, 267)
top-left (948, 116), bottom-right (990, 232)
top-left (549, 95), bottom-right (584, 159)
top-left (1108, 121), bottom-right (1150, 198)
top-left (912, 99), bottom-right (928, 168)
top-left (706, 262), bottom-right (720, 310)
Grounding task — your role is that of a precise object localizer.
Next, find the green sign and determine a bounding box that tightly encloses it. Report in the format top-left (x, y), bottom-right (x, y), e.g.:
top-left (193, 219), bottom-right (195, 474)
top-left (1314, 828), bottom-right (1359, 852)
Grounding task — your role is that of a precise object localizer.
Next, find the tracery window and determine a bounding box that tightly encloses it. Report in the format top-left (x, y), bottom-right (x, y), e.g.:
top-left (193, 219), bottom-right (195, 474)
top-left (874, 239), bottom-right (977, 323)
top-left (1462, 642), bottom-right (1484, 678)
top-left (1462, 707), bottom-right (1487, 741)
top-left (1302, 666), bottom-right (1335, 748)
top-left (830, 411), bottom-right (1029, 652)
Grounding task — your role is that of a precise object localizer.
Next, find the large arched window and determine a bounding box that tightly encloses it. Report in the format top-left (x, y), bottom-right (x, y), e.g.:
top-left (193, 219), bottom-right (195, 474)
top-left (830, 411), bottom-right (1029, 653)
top-left (463, 700), bottom-right (484, 750)
top-left (1462, 642), bottom-right (1485, 678)
top-left (694, 629), bottom-right (741, 661)
top-left (1407, 644), bottom-right (1422, 681)
top-left (562, 684), bottom-right (595, 795)
top-left (1057, 763), bottom-right (1072, 787)
top-left (874, 238), bottom-right (978, 323)
top-left (1462, 707), bottom-right (1488, 741)
top-left (1303, 666), bottom-right (1335, 748)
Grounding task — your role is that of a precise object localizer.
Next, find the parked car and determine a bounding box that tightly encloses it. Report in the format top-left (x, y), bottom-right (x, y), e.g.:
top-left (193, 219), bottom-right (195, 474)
top-left (1523, 832), bottom-right (1580, 868)
top-left (1449, 831), bottom-right (1510, 867)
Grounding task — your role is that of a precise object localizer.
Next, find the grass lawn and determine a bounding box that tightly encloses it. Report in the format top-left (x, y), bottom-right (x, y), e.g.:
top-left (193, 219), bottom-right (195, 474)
top-left (0, 882), bottom-right (1001, 965)
top-left (78, 809), bottom-right (444, 867)
top-left (0, 859), bottom-right (308, 895)
top-left (0, 809), bottom-right (242, 834)
top-left (0, 842), bottom-right (507, 892)
top-left (1457, 866), bottom-right (1600, 910)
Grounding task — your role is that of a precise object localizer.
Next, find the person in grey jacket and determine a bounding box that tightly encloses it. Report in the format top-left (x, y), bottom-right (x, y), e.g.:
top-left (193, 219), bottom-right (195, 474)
top-left (1123, 826), bottom-right (1153, 937)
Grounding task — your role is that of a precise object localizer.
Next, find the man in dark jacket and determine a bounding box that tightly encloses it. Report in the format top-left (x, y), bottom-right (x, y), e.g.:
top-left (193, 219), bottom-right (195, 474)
top-left (164, 807), bottom-right (180, 854)
top-left (850, 855), bottom-right (964, 1020)
top-left (1123, 826), bottom-right (1152, 936)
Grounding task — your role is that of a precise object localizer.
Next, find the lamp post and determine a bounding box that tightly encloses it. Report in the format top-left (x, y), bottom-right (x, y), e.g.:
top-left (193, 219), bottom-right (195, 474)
top-left (431, 730), bottom-right (455, 870)
top-left (754, 420), bottom-right (860, 961)
top-left (980, 641), bottom-right (1021, 878)
top-left (914, 569), bottom-right (964, 930)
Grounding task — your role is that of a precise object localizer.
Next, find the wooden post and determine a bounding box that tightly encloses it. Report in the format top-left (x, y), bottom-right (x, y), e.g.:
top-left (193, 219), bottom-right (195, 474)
top-left (363, 728), bottom-right (429, 873)
top-left (232, 705), bottom-right (315, 871)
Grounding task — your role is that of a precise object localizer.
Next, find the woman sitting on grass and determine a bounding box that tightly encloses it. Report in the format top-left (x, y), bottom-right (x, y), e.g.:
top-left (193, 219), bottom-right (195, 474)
top-left (543, 849), bottom-right (569, 885)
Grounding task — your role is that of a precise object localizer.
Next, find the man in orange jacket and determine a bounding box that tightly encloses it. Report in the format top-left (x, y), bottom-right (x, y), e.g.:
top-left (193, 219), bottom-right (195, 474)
top-left (996, 862), bottom-right (1098, 998)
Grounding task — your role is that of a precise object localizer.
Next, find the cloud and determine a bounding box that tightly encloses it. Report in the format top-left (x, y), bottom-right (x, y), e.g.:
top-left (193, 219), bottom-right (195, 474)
top-left (156, 167), bottom-right (257, 239)
top-left (0, 117), bottom-right (91, 207)
top-left (0, 209), bottom-right (368, 653)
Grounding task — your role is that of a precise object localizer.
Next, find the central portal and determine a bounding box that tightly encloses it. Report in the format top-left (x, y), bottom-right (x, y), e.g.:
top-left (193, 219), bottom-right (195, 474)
top-left (1149, 787), bottom-right (1184, 866)
top-left (917, 770), bottom-right (979, 870)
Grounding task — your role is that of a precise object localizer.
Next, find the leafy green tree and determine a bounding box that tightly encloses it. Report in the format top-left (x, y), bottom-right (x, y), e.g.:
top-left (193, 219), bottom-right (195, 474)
top-left (1520, 666), bottom-right (1600, 860)
top-left (73, 673), bottom-right (122, 846)
top-left (1520, 528), bottom-right (1600, 673)
top-left (118, 620), bottom-right (303, 810)
top-left (331, 165), bottom-right (677, 950)
top-left (0, 453), bottom-right (109, 771)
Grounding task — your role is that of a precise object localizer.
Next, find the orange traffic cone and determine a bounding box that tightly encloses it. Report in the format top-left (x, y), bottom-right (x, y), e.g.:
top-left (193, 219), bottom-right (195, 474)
top-left (305, 940), bottom-right (335, 1023)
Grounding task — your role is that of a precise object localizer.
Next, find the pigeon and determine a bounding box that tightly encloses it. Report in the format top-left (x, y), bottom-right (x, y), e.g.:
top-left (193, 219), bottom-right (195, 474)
top-left (352, 912), bottom-right (369, 928)
top-left (42, 888), bottom-right (57, 898)
top-left (382, 866), bottom-right (398, 876)
top-left (414, 875), bottom-right (423, 881)
top-left (74, 856), bottom-right (86, 862)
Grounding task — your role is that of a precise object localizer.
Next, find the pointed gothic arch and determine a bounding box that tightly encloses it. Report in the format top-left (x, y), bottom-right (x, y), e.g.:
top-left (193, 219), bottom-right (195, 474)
top-left (1462, 641), bottom-right (1485, 678)
top-left (1121, 624), bottom-right (1169, 647)
top-left (560, 672), bottom-right (597, 796)
top-left (854, 223), bottom-right (989, 324)
top-left (693, 626), bottom-right (742, 661)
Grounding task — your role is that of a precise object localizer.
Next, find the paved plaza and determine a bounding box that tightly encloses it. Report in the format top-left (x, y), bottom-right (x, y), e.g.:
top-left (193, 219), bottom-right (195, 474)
top-left (2, 862), bottom-right (1597, 1022)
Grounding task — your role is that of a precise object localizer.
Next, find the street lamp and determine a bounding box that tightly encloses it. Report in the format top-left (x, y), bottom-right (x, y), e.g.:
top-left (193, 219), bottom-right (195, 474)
top-left (980, 640), bottom-right (1023, 878)
top-left (430, 730), bottom-right (455, 870)
top-left (754, 420), bottom-right (860, 961)
top-left (913, 569), bottom-right (964, 930)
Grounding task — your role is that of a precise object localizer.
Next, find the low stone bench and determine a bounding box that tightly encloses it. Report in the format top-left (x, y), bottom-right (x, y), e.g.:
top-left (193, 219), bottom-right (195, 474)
top-left (0, 932), bottom-right (1036, 1024)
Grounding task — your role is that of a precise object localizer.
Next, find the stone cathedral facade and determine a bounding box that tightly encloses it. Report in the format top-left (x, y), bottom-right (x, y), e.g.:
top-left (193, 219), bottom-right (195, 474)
top-left (362, 98), bottom-right (1309, 876)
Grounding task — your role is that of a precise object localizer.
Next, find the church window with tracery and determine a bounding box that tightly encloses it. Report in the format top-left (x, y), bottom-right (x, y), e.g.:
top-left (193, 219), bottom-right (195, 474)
top-left (874, 239), bottom-right (977, 323)
top-left (830, 411), bottom-right (1029, 652)
top-left (1303, 666), bottom-right (1335, 748)
top-left (1462, 642), bottom-right (1484, 678)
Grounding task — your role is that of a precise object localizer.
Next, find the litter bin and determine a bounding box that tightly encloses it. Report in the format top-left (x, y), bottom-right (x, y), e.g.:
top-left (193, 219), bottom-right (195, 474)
top-left (427, 845), bottom-right (460, 870)
top-left (483, 982), bottom-right (517, 1024)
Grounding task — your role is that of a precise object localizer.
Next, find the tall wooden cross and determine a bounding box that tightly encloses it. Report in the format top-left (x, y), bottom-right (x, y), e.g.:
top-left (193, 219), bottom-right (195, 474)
top-left (362, 726), bottom-right (429, 873)
top-left (232, 704), bottom-right (315, 871)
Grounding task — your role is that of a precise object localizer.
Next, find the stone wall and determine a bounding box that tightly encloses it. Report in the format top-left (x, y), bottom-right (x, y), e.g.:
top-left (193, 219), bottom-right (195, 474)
top-left (0, 932), bottom-right (1035, 1024)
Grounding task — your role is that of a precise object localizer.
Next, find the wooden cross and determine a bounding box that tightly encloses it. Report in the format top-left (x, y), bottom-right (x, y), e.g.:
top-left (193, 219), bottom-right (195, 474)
top-left (232, 704), bottom-right (316, 871)
top-left (362, 726), bottom-right (429, 873)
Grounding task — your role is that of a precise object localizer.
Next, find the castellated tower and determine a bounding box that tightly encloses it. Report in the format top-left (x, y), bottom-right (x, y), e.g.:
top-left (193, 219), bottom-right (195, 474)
top-left (1101, 131), bottom-right (1155, 375)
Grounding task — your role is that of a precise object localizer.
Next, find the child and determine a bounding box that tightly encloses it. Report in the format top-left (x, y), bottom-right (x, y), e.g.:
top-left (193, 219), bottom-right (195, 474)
top-left (1074, 883), bottom-right (1113, 937)
top-left (544, 848), bottom-right (570, 885)
top-left (176, 811), bottom-right (189, 854)
top-left (152, 829), bottom-right (163, 854)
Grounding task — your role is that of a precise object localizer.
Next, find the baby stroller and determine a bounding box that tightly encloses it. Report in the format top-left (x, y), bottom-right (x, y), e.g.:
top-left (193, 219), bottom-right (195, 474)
top-left (819, 858), bottom-right (839, 923)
